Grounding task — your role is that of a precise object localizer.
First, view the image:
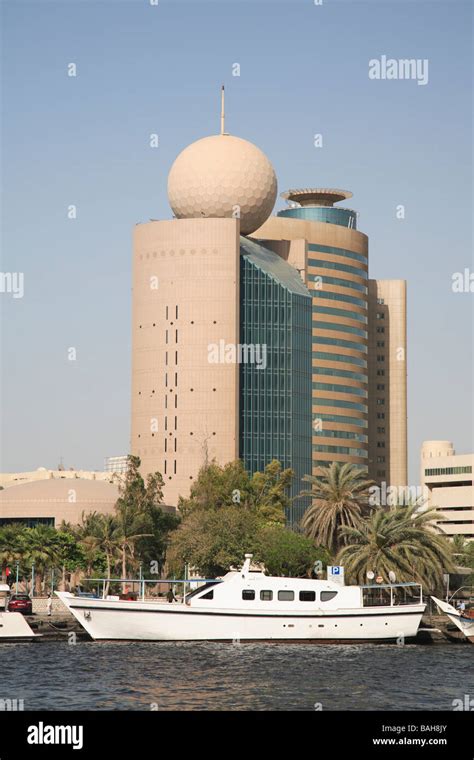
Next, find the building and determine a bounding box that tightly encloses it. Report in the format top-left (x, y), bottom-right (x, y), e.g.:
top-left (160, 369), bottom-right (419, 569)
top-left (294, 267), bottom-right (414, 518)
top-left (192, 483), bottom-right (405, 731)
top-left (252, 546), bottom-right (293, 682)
top-left (104, 456), bottom-right (129, 475)
top-left (252, 190), bottom-right (407, 487)
top-left (132, 96), bottom-right (314, 523)
top-left (421, 441), bottom-right (474, 540)
top-left (252, 189), bottom-right (369, 477)
top-left (0, 467), bottom-right (116, 490)
top-left (0, 478), bottom-right (120, 528)
top-left (131, 92), bottom-right (408, 517)
top-left (367, 280), bottom-right (407, 487)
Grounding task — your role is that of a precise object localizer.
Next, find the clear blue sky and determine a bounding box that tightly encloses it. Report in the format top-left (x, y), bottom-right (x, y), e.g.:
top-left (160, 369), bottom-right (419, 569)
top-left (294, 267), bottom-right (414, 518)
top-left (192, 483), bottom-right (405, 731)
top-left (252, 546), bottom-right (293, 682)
top-left (1, 0), bottom-right (472, 485)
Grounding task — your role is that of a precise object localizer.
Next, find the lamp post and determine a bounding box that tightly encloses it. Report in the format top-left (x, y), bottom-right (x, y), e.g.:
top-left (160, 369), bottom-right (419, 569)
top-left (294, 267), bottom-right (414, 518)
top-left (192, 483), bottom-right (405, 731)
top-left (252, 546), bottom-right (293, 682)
top-left (31, 563), bottom-right (35, 598)
top-left (15, 561), bottom-right (19, 594)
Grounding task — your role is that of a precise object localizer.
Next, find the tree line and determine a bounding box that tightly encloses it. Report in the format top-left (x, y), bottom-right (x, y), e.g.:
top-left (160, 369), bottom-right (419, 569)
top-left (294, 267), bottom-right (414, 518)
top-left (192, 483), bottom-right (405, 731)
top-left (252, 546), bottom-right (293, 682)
top-left (1, 456), bottom-right (471, 595)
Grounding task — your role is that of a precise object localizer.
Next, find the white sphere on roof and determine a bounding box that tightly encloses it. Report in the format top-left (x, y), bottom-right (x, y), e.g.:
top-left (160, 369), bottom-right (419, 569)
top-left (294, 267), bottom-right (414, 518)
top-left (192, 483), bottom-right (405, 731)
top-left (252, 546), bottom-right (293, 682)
top-left (167, 134), bottom-right (277, 235)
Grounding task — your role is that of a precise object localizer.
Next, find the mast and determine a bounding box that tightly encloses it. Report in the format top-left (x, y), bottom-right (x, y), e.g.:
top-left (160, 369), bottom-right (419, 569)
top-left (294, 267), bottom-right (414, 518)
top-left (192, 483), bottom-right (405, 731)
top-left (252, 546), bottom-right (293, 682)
top-left (220, 84), bottom-right (225, 135)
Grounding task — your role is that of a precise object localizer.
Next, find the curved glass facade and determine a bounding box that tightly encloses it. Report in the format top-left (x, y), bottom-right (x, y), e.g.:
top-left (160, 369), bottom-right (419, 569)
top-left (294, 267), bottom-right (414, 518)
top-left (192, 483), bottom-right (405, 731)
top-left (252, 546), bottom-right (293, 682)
top-left (239, 238), bottom-right (312, 526)
top-left (278, 206), bottom-right (357, 230)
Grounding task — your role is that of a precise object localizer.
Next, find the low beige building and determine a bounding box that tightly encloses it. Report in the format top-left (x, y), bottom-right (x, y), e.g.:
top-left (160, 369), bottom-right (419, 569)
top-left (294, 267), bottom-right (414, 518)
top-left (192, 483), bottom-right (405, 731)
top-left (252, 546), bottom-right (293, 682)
top-left (0, 467), bottom-right (118, 490)
top-left (0, 478), bottom-right (120, 528)
top-left (421, 441), bottom-right (474, 540)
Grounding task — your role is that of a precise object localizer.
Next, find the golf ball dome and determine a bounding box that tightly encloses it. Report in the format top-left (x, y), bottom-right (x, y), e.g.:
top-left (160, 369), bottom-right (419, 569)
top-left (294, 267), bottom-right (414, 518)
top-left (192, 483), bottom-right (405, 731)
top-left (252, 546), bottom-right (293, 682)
top-left (167, 134), bottom-right (277, 235)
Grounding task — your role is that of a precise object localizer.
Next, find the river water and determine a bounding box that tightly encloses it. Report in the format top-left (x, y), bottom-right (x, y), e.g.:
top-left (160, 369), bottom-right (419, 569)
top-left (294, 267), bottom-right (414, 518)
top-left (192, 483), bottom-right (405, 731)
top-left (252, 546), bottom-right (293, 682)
top-left (1, 641), bottom-right (472, 711)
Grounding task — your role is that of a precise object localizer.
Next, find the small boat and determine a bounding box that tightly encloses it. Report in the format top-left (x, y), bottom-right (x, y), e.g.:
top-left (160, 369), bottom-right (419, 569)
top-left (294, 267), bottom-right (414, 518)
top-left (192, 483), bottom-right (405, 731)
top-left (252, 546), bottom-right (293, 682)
top-left (0, 612), bottom-right (40, 642)
top-left (56, 554), bottom-right (426, 643)
top-left (431, 596), bottom-right (474, 643)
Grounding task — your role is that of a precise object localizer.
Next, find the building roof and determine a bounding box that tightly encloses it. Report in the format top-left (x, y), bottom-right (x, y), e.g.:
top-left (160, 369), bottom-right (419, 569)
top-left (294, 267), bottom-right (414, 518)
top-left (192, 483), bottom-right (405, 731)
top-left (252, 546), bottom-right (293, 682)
top-left (0, 478), bottom-right (119, 507)
top-left (240, 236), bottom-right (310, 298)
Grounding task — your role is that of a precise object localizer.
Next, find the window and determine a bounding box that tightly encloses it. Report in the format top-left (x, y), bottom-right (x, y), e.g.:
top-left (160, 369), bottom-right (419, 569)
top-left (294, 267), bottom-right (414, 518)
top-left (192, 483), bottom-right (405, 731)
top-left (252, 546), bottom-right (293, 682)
top-left (260, 590), bottom-right (273, 601)
top-left (377, 369), bottom-right (385, 376)
top-left (278, 590), bottom-right (295, 601)
top-left (376, 398), bottom-right (385, 405)
top-left (377, 355), bottom-right (385, 362)
top-left (425, 466), bottom-right (472, 477)
top-left (320, 591), bottom-right (338, 602)
top-left (376, 326), bottom-right (385, 333)
top-left (376, 384), bottom-right (385, 390)
top-left (377, 441), bottom-right (385, 448)
top-left (377, 412), bottom-right (385, 419)
top-left (200, 590), bottom-right (213, 600)
top-left (242, 590), bottom-right (255, 600)
top-left (377, 426), bottom-right (385, 434)
top-left (376, 341), bottom-right (385, 348)
top-left (376, 312), bottom-right (385, 319)
top-left (299, 591), bottom-right (316, 602)
top-left (377, 456), bottom-right (386, 463)
top-left (377, 298), bottom-right (385, 305)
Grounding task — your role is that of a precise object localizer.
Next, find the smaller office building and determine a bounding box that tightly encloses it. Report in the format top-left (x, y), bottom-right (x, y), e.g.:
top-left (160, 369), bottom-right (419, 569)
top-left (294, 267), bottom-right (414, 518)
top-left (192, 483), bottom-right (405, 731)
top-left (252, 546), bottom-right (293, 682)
top-left (420, 441), bottom-right (474, 540)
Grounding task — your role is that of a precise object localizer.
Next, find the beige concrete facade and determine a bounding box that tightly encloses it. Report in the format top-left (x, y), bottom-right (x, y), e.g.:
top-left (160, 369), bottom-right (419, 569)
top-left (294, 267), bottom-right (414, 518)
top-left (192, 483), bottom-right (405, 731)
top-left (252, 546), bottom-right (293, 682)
top-left (252, 213), bottom-right (369, 475)
top-left (0, 468), bottom-right (117, 490)
top-left (132, 217), bottom-right (240, 505)
top-left (0, 479), bottom-right (120, 527)
top-left (421, 441), bottom-right (474, 540)
top-left (367, 280), bottom-right (407, 487)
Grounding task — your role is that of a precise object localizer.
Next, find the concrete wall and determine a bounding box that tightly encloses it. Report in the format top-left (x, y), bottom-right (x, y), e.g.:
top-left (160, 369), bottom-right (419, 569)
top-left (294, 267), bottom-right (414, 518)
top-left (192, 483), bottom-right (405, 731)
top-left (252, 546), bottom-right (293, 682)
top-left (132, 217), bottom-right (240, 505)
top-left (368, 280), bottom-right (407, 487)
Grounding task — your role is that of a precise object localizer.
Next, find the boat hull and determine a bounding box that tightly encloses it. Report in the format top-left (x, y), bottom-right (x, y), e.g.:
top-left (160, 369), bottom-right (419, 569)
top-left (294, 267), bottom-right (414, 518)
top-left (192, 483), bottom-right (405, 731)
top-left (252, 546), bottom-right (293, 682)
top-left (432, 597), bottom-right (474, 643)
top-left (0, 612), bottom-right (39, 642)
top-left (56, 593), bottom-right (425, 642)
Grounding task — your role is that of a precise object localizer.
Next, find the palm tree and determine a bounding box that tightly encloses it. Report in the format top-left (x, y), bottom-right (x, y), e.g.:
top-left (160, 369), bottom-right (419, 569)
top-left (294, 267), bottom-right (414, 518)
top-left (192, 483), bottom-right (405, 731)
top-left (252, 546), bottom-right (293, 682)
top-left (86, 515), bottom-right (122, 595)
top-left (22, 525), bottom-right (60, 593)
top-left (299, 463), bottom-right (375, 554)
top-left (115, 502), bottom-right (152, 580)
top-left (0, 524), bottom-right (25, 581)
top-left (337, 504), bottom-right (455, 590)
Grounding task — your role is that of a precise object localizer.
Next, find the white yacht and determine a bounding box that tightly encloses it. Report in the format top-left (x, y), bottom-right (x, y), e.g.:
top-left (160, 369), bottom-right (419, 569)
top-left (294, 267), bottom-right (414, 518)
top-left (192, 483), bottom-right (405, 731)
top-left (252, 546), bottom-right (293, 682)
top-left (432, 597), bottom-right (474, 643)
top-left (56, 555), bottom-right (426, 643)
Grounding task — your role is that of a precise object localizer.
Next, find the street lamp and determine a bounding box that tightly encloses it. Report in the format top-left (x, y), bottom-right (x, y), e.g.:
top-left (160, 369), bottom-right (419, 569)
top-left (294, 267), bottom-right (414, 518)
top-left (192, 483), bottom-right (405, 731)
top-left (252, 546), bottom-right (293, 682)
top-left (15, 561), bottom-right (19, 594)
top-left (31, 563), bottom-right (35, 598)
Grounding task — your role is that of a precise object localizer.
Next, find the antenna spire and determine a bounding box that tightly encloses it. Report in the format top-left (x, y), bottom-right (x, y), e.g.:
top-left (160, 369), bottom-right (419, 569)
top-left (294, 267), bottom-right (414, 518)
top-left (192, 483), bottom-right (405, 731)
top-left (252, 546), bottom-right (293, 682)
top-left (220, 84), bottom-right (225, 135)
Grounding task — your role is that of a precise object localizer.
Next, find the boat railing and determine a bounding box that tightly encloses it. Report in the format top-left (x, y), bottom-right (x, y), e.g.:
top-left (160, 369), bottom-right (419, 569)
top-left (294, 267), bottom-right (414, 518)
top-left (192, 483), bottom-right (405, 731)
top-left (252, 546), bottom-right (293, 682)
top-left (361, 582), bottom-right (423, 607)
top-left (75, 577), bottom-right (222, 603)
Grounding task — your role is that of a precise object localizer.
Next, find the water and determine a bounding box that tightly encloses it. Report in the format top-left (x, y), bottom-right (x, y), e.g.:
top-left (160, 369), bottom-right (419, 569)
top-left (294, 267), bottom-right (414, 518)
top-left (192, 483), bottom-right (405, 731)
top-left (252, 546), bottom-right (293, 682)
top-left (1, 642), bottom-right (472, 711)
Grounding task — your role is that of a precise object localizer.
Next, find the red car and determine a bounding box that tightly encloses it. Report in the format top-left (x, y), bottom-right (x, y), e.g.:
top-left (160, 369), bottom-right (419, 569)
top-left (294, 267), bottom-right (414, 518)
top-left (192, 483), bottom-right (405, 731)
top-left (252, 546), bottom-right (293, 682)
top-left (8, 594), bottom-right (33, 615)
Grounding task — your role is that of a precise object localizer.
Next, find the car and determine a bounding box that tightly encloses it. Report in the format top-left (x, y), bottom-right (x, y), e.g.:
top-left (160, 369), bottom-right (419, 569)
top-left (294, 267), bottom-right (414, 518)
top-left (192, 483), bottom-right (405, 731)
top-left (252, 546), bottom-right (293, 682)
top-left (8, 594), bottom-right (33, 615)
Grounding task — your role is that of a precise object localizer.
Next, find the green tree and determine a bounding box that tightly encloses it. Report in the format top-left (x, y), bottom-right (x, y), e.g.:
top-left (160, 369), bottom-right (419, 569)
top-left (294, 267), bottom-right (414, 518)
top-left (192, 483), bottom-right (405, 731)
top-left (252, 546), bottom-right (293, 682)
top-left (22, 525), bottom-right (60, 593)
top-left (299, 462), bottom-right (374, 553)
top-left (168, 505), bottom-right (261, 578)
top-left (178, 459), bottom-right (291, 524)
top-left (256, 525), bottom-right (330, 577)
top-left (114, 455), bottom-right (165, 578)
top-left (337, 504), bottom-right (455, 590)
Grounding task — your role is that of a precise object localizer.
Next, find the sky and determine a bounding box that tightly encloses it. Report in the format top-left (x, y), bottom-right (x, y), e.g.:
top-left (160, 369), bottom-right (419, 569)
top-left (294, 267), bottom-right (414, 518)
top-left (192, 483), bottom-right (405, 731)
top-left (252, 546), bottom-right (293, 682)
top-left (1, 0), bottom-right (473, 486)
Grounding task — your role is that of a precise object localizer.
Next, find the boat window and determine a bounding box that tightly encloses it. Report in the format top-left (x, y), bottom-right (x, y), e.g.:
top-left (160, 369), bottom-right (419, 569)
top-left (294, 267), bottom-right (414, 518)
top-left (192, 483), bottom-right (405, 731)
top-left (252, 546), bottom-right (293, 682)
top-left (299, 591), bottom-right (316, 602)
top-left (242, 590), bottom-right (255, 600)
top-left (260, 590), bottom-right (273, 601)
top-left (278, 591), bottom-right (294, 601)
top-left (200, 590), bottom-right (214, 600)
top-left (320, 591), bottom-right (338, 602)
top-left (362, 587), bottom-right (391, 607)
top-left (185, 581), bottom-right (219, 601)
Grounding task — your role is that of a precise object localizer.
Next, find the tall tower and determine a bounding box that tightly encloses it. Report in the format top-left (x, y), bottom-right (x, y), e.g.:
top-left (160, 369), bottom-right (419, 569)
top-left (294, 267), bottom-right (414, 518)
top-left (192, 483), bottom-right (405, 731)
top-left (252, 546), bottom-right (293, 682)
top-left (132, 95), bottom-right (314, 511)
top-left (252, 190), bottom-right (369, 478)
top-left (367, 280), bottom-right (407, 487)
